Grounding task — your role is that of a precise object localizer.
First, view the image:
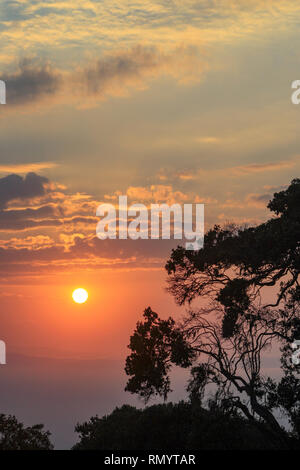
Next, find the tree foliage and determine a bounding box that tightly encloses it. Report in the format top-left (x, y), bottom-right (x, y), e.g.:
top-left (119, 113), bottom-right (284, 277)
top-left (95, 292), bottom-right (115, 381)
top-left (125, 179), bottom-right (300, 449)
top-left (166, 178), bottom-right (300, 337)
top-left (0, 414), bottom-right (53, 450)
top-left (125, 307), bottom-right (195, 401)
top-left (73, 401), bottom-right (273, 450)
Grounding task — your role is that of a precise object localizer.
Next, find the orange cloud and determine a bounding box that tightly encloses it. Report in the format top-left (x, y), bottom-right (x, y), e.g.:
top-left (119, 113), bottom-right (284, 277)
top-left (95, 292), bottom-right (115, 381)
top-left (108, 184), bottom-right (197, 205)
top-left (0, 162), bottom-right (58, 174)
top-left (231, 160), bottom-right (296, 175)
top-left (157, 158), bottom-right (297, 183)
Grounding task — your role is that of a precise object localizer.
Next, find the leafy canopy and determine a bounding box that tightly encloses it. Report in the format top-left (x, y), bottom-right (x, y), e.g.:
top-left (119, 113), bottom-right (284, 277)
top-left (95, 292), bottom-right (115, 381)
top-left (166, 179), bottom-right (300, 337)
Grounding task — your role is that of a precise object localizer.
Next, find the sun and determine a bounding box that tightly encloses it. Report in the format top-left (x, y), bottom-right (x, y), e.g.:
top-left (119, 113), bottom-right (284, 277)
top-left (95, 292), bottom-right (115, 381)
top-left (72, 288), bottom-right (88, 304)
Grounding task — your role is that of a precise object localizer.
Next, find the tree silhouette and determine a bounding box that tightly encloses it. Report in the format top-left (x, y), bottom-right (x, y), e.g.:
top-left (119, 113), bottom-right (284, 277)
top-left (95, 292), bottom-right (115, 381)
top-left (73, 401), bottom-right (273, 450)
top-left (125, 179), bottom-right (300, 449)
top-left (125, 307), bottom-right (195, 401)
top-left (166, 178), bottom-right (300, 337)
top-left (0, 414), bottom-right (53, 450)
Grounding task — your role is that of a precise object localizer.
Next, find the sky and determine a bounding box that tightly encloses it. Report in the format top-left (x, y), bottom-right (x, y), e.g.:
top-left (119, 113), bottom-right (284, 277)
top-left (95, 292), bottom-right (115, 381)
top-left (0, 0), bottom-right (299, 448)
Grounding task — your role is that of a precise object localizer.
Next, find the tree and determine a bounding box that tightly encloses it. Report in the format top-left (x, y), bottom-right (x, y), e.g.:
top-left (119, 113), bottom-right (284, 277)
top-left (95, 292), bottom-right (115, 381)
top-left (165, 178), bottom-right (300, 338)
top-left (0, 414), bottom-right (53, 450)
top-left (73, 401), bottom-right (273, 450)
top-left (125, 307), bottom-right (195, 401)
top-left (126, 305), bottom-right (299, 448)
top-left (125, 179), bottom-right (300, 449)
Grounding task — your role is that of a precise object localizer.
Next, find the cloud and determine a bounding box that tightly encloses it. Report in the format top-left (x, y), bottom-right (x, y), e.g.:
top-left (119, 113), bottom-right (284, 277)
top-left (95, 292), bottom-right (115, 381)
top-left (194, 137), bottom-right (219, 144)
top-left (0, 235), bottom-right (55, 250)
top-left (3, 59), bottom-right (61, 105)
top-left (0, 162), bottom-right (58, 174)
top-left (3, 45), bottom-right (205, 109)
top-left (2, 0), bottom-right (300, 54)
top-left (157, 158), bottom-right (297, 182)
top-left (81, 45), bottom-right (204, 97)
top-left (231, 160), bottom-right (296, 175)
top-left (0, 172), bottom-right (283, 276)
top-left (106, 184), bottom-right (192, 205)
top-left (0, 174), bottom-right (206, 273)
top-left (0, 172), bottom-right (98, 232)
top-left (220, 192), bottom-right (271, 209)
top-left (0, 235), bottom-right (179, 275)
top-left (246, 193), bottom-right (271, 208)
top-left (0, 1), bottom-right (29, 22)
top-left (0, 205), bottom-right (61, 231)
top-left (0, 172), bottom-right (49, 209)
top-left (263, 184), bottom-right (288, 192)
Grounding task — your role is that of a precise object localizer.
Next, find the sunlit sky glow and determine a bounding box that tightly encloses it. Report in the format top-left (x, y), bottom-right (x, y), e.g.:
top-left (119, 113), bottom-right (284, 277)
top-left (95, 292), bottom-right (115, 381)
top-left (0, 1), bottom-right (299, 447)
top-left (0, 0), bottom-right (298, 349)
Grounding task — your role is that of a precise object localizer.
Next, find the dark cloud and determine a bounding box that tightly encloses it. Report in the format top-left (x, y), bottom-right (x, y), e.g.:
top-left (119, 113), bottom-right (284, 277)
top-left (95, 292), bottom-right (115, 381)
top-left (2, 46), bottom-right (202, 107)
top-left (0, 1), bottom-right (29, 22)
top-left (247, 193), bottom-right (271, 207)
top-left (0, 172), bottom-right (49, 209)
top-left (0, 214), bottom-right (97, 231)
top-left (34, 7), bottom-right (96, 18)
top-left (83, 46), bottom-right (159, 94)
top-left (69, 236), bottom-right (177, 260)
top-left (5, 49), bottom-right (161, 105)
top-left (82, 45), bottom-right (194, 95)
top-left (0, 171), bottom-right (99, 230)
top-left (0, 236), bottom-right (178, 272)
top-left (3, 60), bottom-right (61, 105)
top-left (0, 205), bottom-right (59, 230)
